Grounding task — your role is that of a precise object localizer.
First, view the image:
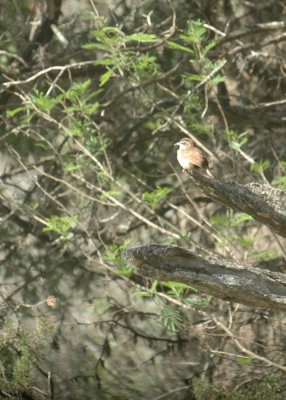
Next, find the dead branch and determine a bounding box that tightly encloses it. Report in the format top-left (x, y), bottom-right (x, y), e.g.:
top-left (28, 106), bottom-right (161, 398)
top-left (188, 171), bottom-right (286, 238)
top-left (123, 243), bottom-right (286, 310)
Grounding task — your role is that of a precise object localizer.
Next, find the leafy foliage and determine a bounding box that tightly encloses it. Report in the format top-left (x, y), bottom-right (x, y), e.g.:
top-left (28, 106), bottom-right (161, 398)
top-left (159, 304), bottom-right (183, 332)
top-left (252, 160), bottom-right (270, 176)
top-left (227, 130), bottom-right (249, 150)
top-left (0, 316), bottom-right (56, 396)
top-left (193, 375), bottom-right (286, 400)
top-left (142, 186), bottom-right (172, 209)
top-left (43, 215), bottom-right (78, 240)
top-left (1, 0), bottom-right (286, 398)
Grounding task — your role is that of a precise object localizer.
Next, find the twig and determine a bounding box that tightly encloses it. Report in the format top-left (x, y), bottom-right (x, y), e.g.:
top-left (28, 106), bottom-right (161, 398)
top-left (213, 317), bottom-right (286, 372)
top-left (2, 60), bottom-right (97, 88)
top-left (0, 50), bottom-right (28, 67)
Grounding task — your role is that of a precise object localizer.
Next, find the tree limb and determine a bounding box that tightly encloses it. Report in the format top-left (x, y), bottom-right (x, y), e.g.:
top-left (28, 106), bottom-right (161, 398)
top-left (188, 171), bottom-right (286, 237)
top-left (123, 243), bottom-right (286, 310)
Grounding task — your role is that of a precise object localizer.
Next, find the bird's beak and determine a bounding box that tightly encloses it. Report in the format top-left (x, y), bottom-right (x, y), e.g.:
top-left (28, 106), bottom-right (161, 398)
top-left (174, 142), bottom-right (180, 146)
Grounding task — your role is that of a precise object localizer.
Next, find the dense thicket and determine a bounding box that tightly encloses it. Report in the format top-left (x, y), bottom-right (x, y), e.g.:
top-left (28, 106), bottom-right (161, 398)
top-left (1, 1), bottom-right (286, 399)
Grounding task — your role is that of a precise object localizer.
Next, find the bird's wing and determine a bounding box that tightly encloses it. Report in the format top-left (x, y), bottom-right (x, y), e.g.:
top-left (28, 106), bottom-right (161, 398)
top-left (183, 148), bottom-right (208, 168)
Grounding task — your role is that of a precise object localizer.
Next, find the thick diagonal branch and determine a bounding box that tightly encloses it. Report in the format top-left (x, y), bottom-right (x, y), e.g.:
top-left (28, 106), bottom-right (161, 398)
top-left (189, 172), bottom-right (286, 237)
top-left (123, 243), bottom-right (286, 310)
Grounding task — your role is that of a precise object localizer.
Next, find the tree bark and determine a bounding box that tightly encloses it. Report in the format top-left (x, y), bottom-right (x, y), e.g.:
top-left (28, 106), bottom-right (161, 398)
top-left (189, 171), bottom-right (286, 238)
top-left (123, 243), bottom-right (286, 310)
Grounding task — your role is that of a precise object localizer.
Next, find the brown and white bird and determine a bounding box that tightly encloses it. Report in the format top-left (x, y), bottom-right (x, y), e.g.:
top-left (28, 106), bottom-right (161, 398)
top-left (174, 138), bottom-right (214, 178)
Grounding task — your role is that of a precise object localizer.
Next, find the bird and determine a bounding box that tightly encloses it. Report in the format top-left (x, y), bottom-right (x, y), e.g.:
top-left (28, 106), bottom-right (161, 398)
top-left (174, 137), bottom-right (215, 178)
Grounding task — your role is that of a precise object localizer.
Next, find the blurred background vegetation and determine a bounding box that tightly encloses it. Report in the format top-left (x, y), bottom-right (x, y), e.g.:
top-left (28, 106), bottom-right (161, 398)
top-left (1, 0), bottom-right (286, 398)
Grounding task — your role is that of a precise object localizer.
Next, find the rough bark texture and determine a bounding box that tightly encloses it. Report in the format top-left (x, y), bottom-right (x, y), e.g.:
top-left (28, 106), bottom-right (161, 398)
top-left (123, 243), bottom-right (286, 310)
top-left (189, 171), bottom-right (286, 237)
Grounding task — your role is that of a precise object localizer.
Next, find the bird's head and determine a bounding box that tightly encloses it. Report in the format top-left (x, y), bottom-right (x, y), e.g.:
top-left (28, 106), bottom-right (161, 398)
top-left (174, 138), bottom-right (195, 148)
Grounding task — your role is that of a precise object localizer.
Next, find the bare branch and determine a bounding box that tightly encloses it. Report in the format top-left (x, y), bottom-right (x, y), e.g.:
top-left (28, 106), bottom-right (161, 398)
top-left (123, 243), bottom-right (286, 310)
top-left (187, 172), bottom-right (286, 238)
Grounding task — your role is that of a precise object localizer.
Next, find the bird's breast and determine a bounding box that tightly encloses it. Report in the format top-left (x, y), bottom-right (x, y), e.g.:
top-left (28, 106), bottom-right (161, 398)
top-left (177, 149), bottom-right (193, 169)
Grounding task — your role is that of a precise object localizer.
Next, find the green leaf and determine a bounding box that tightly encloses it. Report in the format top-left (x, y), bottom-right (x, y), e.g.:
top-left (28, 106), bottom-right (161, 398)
top-left (150, 280), bottom-right (158, 294)
top-left (210, 74), bottom-right (226, 84)
top-left (64, 79), bottom-right (92, 101)
top-left (43, 215), bottom-right (77, 240)
top-left (85, 89), bottom-right (103, 102)
top-left (82, 43), bottom-right (108, 51)
top-left (272, 176), bottom-right (286, 189)
top-left (102, 26), bottom-right (122, 35)
top-left (6, 106), bottom-right (27, 117)
top-left (160, 304), bottom-right (183, 332)
top-left (181, 29), bottom-right (205, 44)
top-left (161, 281), bottom-right (198, 292)
top-left (94, 58), bottom-right (115, 66)
top-left (126, 33), bottom-right (157, 42)
top-left (252, 160), bottom-right (270, 175)
top-left (202, 38), bottom-right (217, 57)
top-left (29, 89), bottom-right (61, 113)
top-left (231, 137), bottom-right (248, 150)
top-left (190, 123), bottom-right (213, 135)
top-left (21, 111), bottom-right (36, 124)
top-left (217, 239), bottom-right (229, 247)
top-left (90, 29), bottom-right (107, 41)
top-left (103, 239), bottom-right (131, 270)
top-left (210, 215), bottom-right (231, 228)
top-left (99, 69), bottom-right (114, 87)
top-left (30, 202), bottom-right (39, 210)
top-left (227, 130), bottom-right (249, 150)
top-left (230, 213), bottom-right (253, 226)
top-left (100, 190), bottom-right (122, 200)
top-left (167, 40), bottom-right (194, 54)
top-left (117, 265), bottom-right (134, 277)
top-left (133, 291), bottom-right (150, 297)
top-left (181, 20), bottom-right (207, 44)
top-left (279, 161), bottom-right (286, 169)
top-left (142, 186), bottom-right (172, 209)
top-left (83, 102), bottom-right (99, 115)
top-left (184, 74), bottom-right (205, 82)
top-left (64, 164), bottom-right (81, 172)
top-left (249, 250), bottom-right (277, 259)
top-left (237, 355), bottom-right (253, 364)
top-left (132, 54), bottom-right (158, 73)
top-left (62, 105), bottom-right (81, 113)
top-left (232, 236), bottom-right (253, 249)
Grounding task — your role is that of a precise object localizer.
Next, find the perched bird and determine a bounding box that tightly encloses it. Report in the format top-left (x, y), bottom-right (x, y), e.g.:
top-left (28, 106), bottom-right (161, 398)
top-left (174, 138), bottom-right (214, 178)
